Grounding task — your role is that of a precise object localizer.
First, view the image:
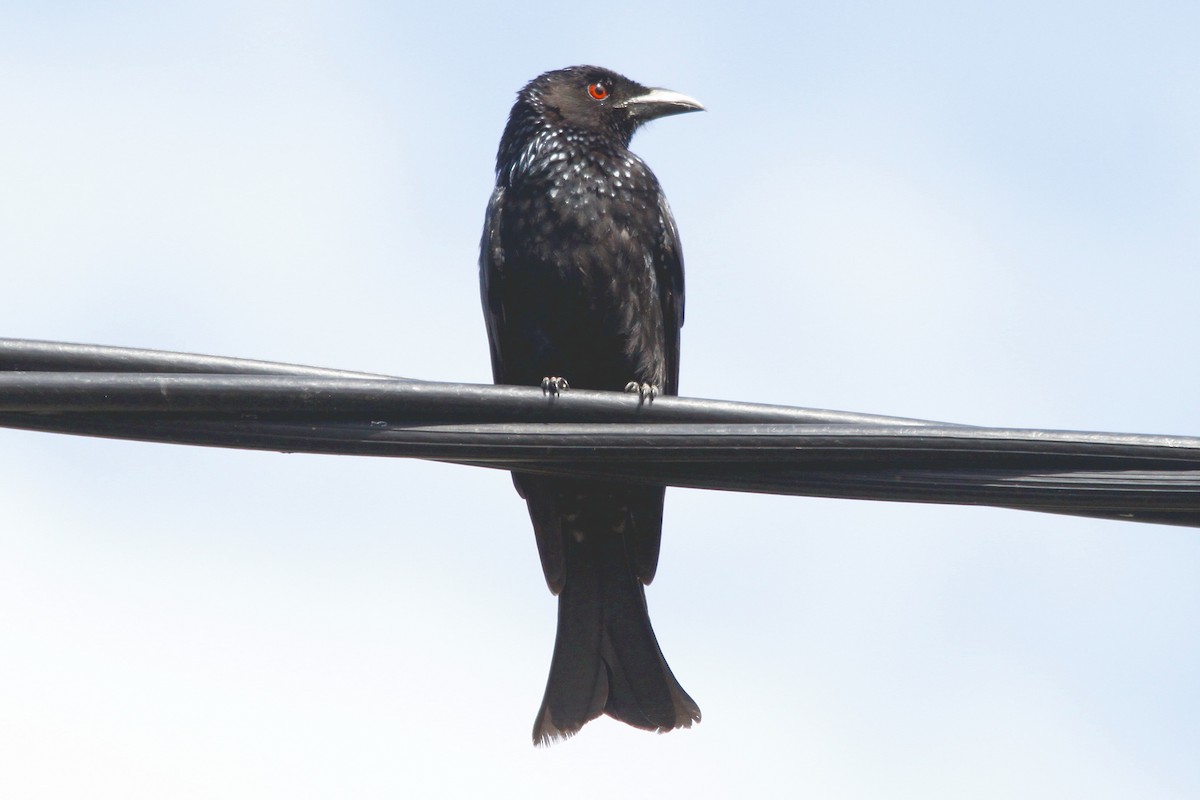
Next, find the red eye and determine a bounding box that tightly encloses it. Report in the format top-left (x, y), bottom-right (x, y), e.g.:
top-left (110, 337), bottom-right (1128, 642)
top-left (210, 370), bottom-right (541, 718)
top-left (587, 82), bottom-right (608, 100)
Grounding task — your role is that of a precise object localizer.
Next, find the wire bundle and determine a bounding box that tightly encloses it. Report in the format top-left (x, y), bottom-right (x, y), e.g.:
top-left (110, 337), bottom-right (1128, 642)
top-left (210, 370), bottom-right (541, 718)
top-left (3, 338), bottom-right (1199, 527)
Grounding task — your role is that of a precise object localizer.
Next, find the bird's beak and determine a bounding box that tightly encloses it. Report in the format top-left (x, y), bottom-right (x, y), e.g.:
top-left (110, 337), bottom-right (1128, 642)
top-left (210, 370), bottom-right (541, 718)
top-left (618, 88), bottom-right (705, 121)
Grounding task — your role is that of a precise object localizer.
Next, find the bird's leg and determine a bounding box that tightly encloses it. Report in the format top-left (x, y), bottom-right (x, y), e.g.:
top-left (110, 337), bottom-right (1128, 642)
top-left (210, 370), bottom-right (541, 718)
top-left (624, 381), bottom-right (659, 403)
top-left (541, 376), bottom-right (570, 395)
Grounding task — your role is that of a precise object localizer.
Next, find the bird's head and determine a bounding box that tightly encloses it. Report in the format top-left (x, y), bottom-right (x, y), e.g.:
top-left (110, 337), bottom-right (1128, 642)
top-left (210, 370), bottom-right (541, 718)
top-left (512, 65), bottom-right (704, 148)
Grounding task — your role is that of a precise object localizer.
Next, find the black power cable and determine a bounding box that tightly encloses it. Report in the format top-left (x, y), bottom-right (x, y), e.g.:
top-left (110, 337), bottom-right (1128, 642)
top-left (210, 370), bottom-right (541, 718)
top-left (3, 338), bottom-right (1199, 527)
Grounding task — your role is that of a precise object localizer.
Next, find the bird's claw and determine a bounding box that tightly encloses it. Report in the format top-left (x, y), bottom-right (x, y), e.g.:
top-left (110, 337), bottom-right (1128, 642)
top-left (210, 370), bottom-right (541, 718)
top-left (624, 381), bottom-right (659, 403)
top-left (541, 376), bottom-right (570, 395)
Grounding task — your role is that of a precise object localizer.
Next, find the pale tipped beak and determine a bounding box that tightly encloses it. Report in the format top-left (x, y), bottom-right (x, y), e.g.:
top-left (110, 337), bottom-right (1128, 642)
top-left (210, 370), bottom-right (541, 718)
top-left (618, 87), bottom-right (706, 120)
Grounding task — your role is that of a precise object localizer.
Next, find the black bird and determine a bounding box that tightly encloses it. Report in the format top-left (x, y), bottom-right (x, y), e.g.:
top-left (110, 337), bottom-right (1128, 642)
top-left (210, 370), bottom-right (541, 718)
top-left (479, 66), bottom-right (703, 744)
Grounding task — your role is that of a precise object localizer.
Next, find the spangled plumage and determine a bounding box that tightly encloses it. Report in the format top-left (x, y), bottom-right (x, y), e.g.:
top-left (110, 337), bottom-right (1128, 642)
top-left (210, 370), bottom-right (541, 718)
top-left (480, 66), bottom-right (703, 744)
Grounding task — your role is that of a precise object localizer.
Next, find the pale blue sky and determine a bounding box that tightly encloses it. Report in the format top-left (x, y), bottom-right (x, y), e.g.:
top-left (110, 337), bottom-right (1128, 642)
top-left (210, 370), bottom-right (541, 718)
top-left (2, 2), bottom-right (1199, 797)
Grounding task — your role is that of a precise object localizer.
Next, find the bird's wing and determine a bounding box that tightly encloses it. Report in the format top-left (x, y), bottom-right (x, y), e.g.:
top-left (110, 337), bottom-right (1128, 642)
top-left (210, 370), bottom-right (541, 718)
top-left (479, 186), bottom-right (509, 385)
top-left (625, 192), bottom-right (687, 585)
top-left (656, 193), bottom-right (685, 395)
top-left (480, 184), bottom-right (568, 594)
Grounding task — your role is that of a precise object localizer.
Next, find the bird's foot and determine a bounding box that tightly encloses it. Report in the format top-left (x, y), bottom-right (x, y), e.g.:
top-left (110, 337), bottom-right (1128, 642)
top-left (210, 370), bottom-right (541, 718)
top-left (541, 376), bottom-right (570, 395)
top-left (624, 381), bottom-right (659, 404)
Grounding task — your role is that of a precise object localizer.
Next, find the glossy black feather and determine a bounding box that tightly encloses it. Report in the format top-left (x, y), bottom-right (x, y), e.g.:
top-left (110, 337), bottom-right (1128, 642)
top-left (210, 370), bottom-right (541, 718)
top-left (479, 66), bottom-right (701, 743)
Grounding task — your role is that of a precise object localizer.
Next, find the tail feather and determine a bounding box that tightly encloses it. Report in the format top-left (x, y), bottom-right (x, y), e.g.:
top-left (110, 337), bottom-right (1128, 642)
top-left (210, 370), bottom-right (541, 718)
top-left (532, 496), bottom-right (700, 745)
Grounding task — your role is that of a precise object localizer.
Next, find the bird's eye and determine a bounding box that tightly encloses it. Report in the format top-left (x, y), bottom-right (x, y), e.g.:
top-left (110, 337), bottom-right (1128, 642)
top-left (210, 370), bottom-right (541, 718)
top-left (587, 82), bottom-right (608, 101)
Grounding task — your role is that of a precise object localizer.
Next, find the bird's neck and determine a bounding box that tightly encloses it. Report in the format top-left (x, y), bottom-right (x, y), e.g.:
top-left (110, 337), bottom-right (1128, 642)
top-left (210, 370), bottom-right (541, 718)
top-left (497, 102), bottom-right (635, 188)
top-left (500, 129), bottom-right (634, 189)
